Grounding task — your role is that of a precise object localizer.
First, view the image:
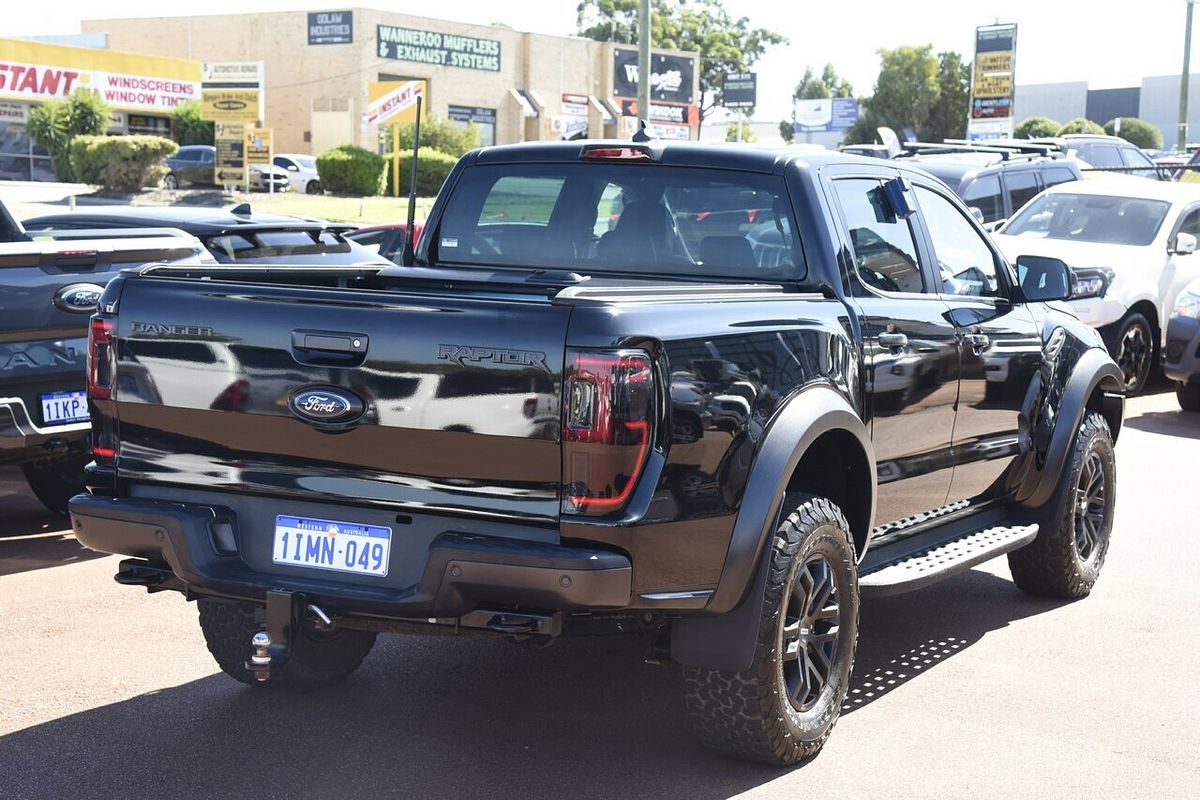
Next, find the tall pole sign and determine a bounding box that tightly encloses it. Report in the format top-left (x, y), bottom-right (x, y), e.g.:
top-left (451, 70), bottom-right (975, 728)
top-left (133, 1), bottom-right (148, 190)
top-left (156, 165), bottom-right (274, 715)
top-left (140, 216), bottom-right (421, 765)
top-left (967, 24), bottom-right (1017, 141)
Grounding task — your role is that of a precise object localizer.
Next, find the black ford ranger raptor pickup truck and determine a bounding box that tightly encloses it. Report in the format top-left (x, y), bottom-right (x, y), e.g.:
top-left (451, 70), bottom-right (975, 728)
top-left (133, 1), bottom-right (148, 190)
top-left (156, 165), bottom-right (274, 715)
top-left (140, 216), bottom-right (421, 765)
top-left (69, 141), bottom-right (1124, 765)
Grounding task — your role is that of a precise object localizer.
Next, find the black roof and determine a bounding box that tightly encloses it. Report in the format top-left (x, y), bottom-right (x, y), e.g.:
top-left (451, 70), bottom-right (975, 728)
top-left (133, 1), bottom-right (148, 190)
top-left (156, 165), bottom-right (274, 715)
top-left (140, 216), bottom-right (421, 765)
top-left (23, 206), bottom-right (348, 234)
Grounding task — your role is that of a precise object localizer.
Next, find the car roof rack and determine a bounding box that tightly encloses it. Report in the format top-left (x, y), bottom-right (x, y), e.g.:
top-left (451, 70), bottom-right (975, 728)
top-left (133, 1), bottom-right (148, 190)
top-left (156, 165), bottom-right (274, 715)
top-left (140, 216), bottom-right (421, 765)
top-left (896, 140), bottom-right (1064, 162)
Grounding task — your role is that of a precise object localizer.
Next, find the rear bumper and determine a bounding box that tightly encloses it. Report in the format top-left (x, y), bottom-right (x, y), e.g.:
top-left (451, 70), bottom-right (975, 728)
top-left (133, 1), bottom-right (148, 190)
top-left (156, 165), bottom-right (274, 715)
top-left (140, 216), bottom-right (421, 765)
top-left (1164, 315), bottom-right (1200, 383)
top-left (0, 396), bottom-right (90, 465)
top-left (68, 493), bottom-right (633, 619)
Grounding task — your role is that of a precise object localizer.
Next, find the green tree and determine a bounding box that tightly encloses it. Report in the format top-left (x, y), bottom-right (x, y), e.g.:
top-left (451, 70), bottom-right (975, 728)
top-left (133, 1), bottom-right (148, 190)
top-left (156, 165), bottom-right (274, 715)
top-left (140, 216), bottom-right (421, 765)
top-left (27, 89), bottom-right (110, 181)
top-left (171, 100), bottom-right (214, 146)
top-left (867, 45), bottom-right (941, 139)
top-left (576, 0), bottom-right (786, 133)
top-left (1015, 116), bottom-right (1061, 139)
top-left (725, 120), bottom-right (756, 142)
top-left (1103, 117), bottom-right (1163, 150)
top-left (381, 115), bottom-right (480, 158)
top-left (778, 119), bottom-right (794, 143)
top-left (924, 51), bottom-right (970, 142)
top-left (1059, 118), bottom-right (1104, 135)
top-left (793, 64), bottom-right (853, 101)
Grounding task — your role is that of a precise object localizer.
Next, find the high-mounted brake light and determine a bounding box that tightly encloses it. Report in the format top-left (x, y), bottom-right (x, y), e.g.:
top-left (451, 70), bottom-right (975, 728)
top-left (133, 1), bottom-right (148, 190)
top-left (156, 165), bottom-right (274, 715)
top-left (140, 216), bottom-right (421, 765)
top-left (580, 146), bottom-right (654, 162)
top-left (562, 349), bottom-right (655, 516)
top-left (88, 317), bottom-right (114, 401)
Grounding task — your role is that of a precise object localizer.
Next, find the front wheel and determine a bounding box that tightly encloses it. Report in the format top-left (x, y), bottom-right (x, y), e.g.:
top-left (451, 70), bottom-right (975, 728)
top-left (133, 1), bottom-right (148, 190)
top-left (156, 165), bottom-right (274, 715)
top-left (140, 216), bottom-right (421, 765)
top-left (1177, 381), bottom-right (1200, 412)
top-left (198, 599), bottom-right (377, 692)
top-left (683, 494), bottom-right (859, 765)
top-left (1102, 312), bottom-right (1154, 395)
top-left (163, 173), bottom-right (179, 190)
top-left (305, 180), bottom-right (321, 195)
top-left (1008, 411), bottom-right (1116, 598)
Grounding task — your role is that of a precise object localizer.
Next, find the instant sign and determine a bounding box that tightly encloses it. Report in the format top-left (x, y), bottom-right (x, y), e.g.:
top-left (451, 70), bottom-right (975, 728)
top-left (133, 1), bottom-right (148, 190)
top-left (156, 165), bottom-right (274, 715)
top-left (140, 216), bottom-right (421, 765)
top-left (366, 80), bottom-right (426, 126)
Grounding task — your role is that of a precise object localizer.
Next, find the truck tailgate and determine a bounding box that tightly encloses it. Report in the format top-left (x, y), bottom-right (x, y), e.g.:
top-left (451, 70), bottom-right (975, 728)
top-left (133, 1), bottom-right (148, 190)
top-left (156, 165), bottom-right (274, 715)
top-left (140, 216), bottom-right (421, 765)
top-left (110, 277), bottom-right (568, 522)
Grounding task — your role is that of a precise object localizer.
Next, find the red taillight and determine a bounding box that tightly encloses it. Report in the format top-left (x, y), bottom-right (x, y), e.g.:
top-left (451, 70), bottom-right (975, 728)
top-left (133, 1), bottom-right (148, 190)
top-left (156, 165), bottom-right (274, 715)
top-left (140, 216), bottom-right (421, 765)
top-left (88, 317), bottom-right (114, 401)
top-left (562, 349), bottom-right (655, 516)
top-left (580, 146), bottom-right (653, 161)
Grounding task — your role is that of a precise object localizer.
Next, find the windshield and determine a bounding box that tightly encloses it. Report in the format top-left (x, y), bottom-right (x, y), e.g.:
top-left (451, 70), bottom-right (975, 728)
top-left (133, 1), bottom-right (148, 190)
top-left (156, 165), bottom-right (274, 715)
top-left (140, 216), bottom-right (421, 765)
top-left (296, 157), bottom-right (316, 171)
top-left (202, 229), bottom-right (386, 264)
top-left (1004, 192), bottom-right (1170, 246)
top-left (433, 163), bottom-right (806, 281)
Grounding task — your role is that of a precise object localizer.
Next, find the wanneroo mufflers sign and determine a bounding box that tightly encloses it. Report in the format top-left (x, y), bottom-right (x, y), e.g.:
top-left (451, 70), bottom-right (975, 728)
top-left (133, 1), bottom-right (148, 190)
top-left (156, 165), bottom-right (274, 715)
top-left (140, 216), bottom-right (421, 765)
top-left (376, 25), bottom-right (501, 72)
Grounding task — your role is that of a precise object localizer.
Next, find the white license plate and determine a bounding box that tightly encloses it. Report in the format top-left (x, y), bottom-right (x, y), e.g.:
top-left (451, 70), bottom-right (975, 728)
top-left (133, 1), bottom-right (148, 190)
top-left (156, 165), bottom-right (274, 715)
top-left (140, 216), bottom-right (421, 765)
top-left (272, 515), bottom-right (391, 577)
top-left (40, 390), bottom-right (89, 425)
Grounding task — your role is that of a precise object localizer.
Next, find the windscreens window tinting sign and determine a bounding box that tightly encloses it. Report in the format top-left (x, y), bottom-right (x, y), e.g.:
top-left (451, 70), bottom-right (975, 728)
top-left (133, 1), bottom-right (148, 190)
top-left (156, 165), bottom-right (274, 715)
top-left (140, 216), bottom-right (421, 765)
top-left (308, 11), bottom-right (353, 45)
top-left (612, 48), bottom-right (695, 104)
top-left (377, 26), bottom-right (501, 72)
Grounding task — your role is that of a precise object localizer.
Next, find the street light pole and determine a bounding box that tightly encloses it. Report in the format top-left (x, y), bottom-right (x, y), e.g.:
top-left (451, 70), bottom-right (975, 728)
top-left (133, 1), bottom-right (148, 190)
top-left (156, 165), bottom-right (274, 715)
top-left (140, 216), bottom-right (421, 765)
top-left (638, 0), bottom-right (650, 132)
top-left (1180, 0), bottom-right (1196, 151)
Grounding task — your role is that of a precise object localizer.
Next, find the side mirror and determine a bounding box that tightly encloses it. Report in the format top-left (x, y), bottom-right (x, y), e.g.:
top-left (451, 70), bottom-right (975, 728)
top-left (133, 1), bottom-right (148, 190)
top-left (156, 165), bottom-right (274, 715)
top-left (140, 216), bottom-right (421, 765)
top-left (1016, 255), bottom-right (1071, 302)
top-left (968, 206), bottom-right (985, 223)
top-left (288, 164), bottom-right (299, 172)
top-left (1174, 232), bottom-right (1197, 255)
top-left (983, 219), bottom-right (1006, 233)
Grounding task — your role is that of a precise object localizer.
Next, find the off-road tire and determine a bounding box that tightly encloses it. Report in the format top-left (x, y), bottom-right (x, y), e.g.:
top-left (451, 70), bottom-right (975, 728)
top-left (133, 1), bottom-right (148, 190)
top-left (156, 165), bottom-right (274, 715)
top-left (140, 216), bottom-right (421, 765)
top-left (22, 453), bottom-right (88, 516)
top-left (198, 599), bottom-right (377, 692)
top-left (1102, 312), bottom-right (1155, 396)
top-left (1177, 382), bottom-right (1200, 412)
top-left (1008, 411), bottom-right (1115, 598)
top-left (683, 494), bottom-right (859, 765)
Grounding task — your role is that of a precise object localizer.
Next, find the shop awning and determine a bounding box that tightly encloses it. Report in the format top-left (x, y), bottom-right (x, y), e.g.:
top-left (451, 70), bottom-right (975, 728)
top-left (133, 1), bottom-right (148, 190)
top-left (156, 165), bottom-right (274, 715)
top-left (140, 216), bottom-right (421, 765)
top-left (508, 88), bottom-right (539, 118)
top-left (589, 95), bottom-right (617, 124)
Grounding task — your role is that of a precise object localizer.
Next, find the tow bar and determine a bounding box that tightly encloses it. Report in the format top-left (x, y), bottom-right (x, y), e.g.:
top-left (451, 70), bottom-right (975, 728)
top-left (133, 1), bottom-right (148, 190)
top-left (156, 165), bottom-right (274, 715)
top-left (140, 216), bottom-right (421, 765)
top-left (245, 590), bottom-right (335, 681)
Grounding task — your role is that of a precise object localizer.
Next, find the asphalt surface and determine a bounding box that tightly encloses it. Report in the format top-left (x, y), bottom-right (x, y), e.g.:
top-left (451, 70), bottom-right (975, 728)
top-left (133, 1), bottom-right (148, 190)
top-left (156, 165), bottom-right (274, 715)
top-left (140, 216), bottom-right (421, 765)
top-left (1, 388), bottom-right (1198, 799)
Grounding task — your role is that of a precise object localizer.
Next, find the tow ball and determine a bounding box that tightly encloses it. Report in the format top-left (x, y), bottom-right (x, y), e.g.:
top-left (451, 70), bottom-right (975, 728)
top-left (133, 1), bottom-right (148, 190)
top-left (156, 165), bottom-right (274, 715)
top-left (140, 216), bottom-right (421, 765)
top-left (244, 590), bottom-right (334, 681)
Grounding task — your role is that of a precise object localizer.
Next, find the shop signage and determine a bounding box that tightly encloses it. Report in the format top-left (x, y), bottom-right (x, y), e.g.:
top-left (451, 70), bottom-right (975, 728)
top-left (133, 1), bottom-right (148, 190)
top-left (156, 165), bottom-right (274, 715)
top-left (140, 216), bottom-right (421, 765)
top-left (214, 121), bottom-right (246, 187)
top-left (366, 80), bottom-right (426, 126)
top-left (377, 26), bottom-right (501, 72)
top-left (722, 72), bottom-right (756, 109)
top-left (448, 105), bottom-right (496, 125)
top-left (561, 93), bottom-right (589, 117)
top-left (617, 97), bottom-right (695, 125)
top-left (0, 101), bottom-right (28, 123)
top-left (612, 48), bottom-right (695, 104)
top-left (201, 89), bottom-right (260, 121)
top-left (793, 97), bottom-right (859, 133)
top-left (245, 127), bottom-right (272, 166)
top-left (0, 59), bottom-right (198, 111)
top-left (201, 61), bottom-right (262, 123)
top-left (202, 62), bottom-right (263, 86)
top-left (968, 24), bottom-right (1017, 140)
top-left (308, 11), bottom-right (353, 45)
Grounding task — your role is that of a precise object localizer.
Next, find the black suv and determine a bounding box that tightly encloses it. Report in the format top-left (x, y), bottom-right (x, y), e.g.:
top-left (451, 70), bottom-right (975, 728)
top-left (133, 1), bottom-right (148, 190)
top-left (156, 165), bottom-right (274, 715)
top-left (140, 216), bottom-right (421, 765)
top-left (896, 143), bottom-right (1084, 224)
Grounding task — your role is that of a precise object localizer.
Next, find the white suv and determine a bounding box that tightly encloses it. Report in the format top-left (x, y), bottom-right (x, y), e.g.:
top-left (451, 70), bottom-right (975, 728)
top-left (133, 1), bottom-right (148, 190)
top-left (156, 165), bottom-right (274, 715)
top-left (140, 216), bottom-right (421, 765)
top-left (994, 179), bottom-right (1200, 393)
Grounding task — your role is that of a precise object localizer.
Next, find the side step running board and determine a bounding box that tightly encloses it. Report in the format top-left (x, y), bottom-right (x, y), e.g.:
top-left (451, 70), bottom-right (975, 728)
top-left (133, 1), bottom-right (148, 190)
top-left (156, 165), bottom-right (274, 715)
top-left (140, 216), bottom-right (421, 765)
top-left (860, 524), bottom-right (1038, 598)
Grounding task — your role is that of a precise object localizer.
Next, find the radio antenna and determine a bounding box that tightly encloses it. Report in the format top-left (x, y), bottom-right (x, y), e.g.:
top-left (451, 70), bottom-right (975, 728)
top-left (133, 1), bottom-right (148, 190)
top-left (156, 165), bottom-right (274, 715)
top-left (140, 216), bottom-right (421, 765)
top-left (401, 94), bottom-right (423, 266)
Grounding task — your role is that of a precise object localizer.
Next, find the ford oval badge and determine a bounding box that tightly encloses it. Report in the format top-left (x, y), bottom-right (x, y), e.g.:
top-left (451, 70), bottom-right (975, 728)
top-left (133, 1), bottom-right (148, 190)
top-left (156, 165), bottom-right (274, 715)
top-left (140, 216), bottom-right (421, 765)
top-left (288, 387), bottom-right (365, 425)
top-left (53, 283), bottom-right (104, 313)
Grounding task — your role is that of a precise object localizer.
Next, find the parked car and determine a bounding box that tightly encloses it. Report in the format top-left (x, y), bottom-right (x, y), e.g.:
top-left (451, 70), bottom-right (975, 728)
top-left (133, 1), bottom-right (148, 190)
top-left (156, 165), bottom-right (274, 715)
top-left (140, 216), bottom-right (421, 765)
top-left (0, 196), bottom-right (214, 513)
top-left (895, 144), bottom-right (1084, 224)
top-left (23, 206), bottom-right (391, 266)
top-left (345, 221), bottom-right (423, 264)
top-left (1164, 277), bottom-right (1200, 410)
top-left (163, 144), bottom-right (216, 189)
top-left (273, 153), bottom-right (322, 194)
top-left (69, 140), bottom-right (1124, 766)
top-left (249, 163), bottom-right (292, 193)
top-left (1023, 134), bottom-right (1166, 180)
top-left (994, 179), bottom-right (1200, 393)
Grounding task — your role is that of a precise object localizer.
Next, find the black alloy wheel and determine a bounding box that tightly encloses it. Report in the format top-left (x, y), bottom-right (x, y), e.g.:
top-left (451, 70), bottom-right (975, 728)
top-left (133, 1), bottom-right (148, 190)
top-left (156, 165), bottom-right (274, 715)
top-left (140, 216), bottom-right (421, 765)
top-left (1073, 450), bottom-right (1107, 564)
top-left (1110, 314), bottom-right (1153, 394)
top-left (780, 554), bottom-right (842, 712)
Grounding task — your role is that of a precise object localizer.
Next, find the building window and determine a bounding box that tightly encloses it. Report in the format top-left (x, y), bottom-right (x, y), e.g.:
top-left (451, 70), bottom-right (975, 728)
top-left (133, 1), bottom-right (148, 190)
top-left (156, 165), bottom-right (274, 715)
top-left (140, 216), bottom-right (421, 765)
top-left (448, 105), bottom-right (497, 147)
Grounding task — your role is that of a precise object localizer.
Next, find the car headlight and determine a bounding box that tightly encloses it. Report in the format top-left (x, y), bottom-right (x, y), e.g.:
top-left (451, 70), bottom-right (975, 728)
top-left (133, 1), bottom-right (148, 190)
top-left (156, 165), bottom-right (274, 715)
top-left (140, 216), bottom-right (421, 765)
top-left (1069, 267), bottom-right (1114, 299)
top-left (1175, 289), bottom-right (1200, 318)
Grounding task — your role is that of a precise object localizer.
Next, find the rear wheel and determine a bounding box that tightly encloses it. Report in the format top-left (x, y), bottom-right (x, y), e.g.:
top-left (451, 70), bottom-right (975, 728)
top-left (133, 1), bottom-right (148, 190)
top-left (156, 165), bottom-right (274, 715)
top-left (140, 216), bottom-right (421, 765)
top-left (22, 454), bottom-right (88, 516)
top-left (198, 599), bottom-right (377, 692)
top-left (1177, 381), bottom-right (1200, 412)
top-left (163, 173), bottom-right (179, 190)
top-left (1102, 312), bottom-right (1154, 395)
top-left (1008, 411), bottom-right (1115, 598)
top-left (683, 494), bottom-right (859, 765)
top-left (305, 180), bottom-right (321, 195)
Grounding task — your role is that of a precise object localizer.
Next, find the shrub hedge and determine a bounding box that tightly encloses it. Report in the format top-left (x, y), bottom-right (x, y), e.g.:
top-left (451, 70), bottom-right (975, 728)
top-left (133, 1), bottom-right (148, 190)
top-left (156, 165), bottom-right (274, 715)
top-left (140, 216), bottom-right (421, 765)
top-left (1059, 118), bottom-right (1105, 135)
top-left (1103, 117), bottom-right (1164, 150)
top-left (316, 144), bottom-right (387, 196)
top-left (1014, 116), bottom-right (1060, 139)
top-left (70, 135), bottom-right (178, 191)
top-left (384, 149), bottom-right (459, 197)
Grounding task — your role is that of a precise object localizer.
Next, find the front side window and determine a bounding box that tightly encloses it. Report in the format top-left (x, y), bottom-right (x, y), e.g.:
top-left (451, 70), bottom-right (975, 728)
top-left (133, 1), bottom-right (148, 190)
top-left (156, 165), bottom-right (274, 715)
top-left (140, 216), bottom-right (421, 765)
top-left (1005, 192), bottom-right (1171, 246)
top-left (436, 163), bottom-right (805, 280)
top-left (962, 175), bottom-right (1004, 223)
top-left (1043, 167), bottom-right (1078, 189)
top-left (1085, 145), bottom-right (1123, 169)
top-left (1120, 146), bottom-right (1159, 179)
top-left (833, 177), bottom-right (925, 293)
top-left (916, 186), bottom-right (1001, 297)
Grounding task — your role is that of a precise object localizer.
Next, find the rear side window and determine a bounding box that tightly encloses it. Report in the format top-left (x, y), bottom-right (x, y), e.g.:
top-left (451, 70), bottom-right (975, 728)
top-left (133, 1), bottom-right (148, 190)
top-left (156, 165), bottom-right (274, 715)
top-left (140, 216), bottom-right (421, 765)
top-left (1042, 167), bottom-right (1078, 188)
top-left (435, 163), bottom-right (805, 280)
top-left (962, 175), bottom-right (1004, 222)
top-left (1005, 172), bottom-right (1041, 213)
top-left (833, 177), bottom-right (926, 294)
top-left (1085, 145), bottom-right (1123, 169)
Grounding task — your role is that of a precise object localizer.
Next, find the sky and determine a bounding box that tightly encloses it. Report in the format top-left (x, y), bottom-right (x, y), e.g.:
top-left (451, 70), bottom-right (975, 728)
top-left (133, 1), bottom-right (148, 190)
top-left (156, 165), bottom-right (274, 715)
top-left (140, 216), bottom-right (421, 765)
top-left (6, 0), bottom-right (1198, 125)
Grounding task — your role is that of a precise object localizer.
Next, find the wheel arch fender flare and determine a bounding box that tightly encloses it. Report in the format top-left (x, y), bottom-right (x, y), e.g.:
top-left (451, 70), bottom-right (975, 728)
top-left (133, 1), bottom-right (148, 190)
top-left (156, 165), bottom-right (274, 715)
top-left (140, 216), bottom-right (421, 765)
top-left (671, 384), bottom-right (873, 672)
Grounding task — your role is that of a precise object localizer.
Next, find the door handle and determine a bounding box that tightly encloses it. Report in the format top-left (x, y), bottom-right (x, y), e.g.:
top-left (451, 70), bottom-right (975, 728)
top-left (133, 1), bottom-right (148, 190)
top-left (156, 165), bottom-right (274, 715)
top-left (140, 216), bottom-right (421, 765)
top-left (290, 329), bottom-right (368, 366)
top-left (878, 332), bottom-right (908, 350)
top-left (964, 333), bottom-right (989, 351)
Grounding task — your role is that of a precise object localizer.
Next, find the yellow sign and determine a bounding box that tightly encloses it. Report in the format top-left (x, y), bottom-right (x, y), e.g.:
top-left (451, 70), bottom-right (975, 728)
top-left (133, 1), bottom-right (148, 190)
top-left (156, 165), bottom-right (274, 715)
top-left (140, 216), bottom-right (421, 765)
top-left (367, 80), bottom-right (426, 126)
top-left (245, 127), bottom-right (272, 165)
top-left (973, 51), bottom-right (1014, 99)
top-left (201, 88), bottom-right (260, 122)
top-left (974, 72), bottom-right (1013, 100)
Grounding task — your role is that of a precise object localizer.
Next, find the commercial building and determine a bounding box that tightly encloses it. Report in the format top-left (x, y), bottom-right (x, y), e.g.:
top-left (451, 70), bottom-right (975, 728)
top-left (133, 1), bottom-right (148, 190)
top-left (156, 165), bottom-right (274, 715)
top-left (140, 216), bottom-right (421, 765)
top-left (0, 38), bottom-right (200, 180)
top-left (1015, 76), bottom-right (1200, 147)
top-left (82, 9), bottom-right (702, 156)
